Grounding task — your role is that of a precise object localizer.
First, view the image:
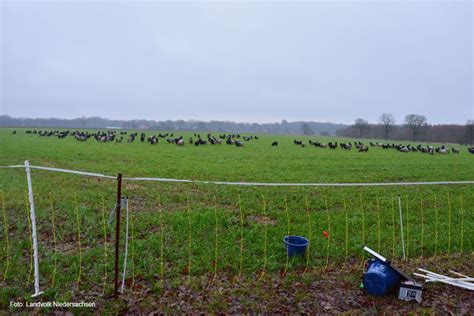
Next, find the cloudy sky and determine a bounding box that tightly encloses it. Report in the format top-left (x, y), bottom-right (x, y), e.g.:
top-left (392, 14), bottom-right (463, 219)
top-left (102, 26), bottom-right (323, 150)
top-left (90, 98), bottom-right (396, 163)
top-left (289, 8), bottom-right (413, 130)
top-left (0, 0), bottom-right (472, 124)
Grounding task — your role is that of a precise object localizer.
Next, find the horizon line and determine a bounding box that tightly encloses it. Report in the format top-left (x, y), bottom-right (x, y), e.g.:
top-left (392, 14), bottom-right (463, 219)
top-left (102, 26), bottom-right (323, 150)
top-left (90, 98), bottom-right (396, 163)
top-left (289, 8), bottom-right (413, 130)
top-left (1, 114), bottom-right (472, 126)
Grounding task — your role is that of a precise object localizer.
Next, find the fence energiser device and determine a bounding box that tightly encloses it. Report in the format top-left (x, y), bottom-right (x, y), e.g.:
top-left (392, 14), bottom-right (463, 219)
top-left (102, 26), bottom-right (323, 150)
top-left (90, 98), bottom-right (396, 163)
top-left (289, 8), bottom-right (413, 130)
top-left (362, 246), bottom-right (422, 302)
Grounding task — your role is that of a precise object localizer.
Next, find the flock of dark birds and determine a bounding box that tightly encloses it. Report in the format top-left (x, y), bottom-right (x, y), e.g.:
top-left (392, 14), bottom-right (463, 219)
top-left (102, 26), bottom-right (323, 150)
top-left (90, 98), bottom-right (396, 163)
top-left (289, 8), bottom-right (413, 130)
top-left (21, 129), bottom-right (253, 147)
top-left (13, 129), bottom-right (474, 154)
top-left (290, 139), bottom-right (468, 154)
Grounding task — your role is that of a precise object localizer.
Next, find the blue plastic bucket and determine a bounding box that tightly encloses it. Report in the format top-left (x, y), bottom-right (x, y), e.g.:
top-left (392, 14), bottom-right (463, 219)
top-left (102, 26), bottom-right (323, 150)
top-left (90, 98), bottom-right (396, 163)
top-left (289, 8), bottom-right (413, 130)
top-left (283, 235), bottom-right (309, 257)
top-left (363, 259), bottom-right (401, 296)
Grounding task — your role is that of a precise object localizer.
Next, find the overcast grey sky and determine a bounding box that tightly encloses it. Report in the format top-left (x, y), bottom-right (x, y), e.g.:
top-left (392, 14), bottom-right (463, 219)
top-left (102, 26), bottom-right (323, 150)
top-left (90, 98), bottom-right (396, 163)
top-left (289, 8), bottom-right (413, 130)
top-left (0, 0), bottom-right (472, 124)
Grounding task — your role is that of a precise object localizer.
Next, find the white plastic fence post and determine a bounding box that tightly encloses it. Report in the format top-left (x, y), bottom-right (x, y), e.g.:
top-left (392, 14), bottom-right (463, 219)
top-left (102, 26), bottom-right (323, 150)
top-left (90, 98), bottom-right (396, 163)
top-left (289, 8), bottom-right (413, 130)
top-left (120, 198), bottom-right (129, 293)
top-left (25, 160), bottom-right (43, 297)
top-left (398, 195), bottom-right (406, 260)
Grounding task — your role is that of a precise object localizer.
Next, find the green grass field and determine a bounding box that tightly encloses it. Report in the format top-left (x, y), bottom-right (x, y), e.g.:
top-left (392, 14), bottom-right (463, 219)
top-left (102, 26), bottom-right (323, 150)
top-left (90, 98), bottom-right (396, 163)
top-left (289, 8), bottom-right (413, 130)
top-left (0, 128), bottom-right (473, 312)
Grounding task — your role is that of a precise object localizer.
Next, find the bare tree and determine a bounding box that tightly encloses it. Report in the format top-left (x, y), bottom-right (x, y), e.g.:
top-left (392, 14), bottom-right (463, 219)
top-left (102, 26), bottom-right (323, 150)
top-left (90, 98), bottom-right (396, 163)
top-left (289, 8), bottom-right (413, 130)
top-left (404, 114), bottom-right (427, 142)
top-left (354, 118), bottom-right (369, 138)
top-left (378, 113), bottom-right (395, 140)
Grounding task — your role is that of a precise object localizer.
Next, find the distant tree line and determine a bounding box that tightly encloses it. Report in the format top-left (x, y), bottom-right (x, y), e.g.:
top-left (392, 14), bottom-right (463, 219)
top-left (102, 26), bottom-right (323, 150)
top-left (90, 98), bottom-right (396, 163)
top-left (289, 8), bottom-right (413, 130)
top-left (2, 114), bottom-right (471, 144)
top-left (337, 113), bottom-right (473, 145)
top-left (0, 115), bottom-right (345, 136)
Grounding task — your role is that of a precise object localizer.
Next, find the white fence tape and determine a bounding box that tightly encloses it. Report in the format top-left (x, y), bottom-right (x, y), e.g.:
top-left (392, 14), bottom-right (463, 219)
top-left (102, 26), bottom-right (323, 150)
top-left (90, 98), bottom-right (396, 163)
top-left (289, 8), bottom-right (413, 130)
top-left (123, 178), bottom-right (474, 187)
top-left (1, 164), bottom-right (474, 187)
top-left (0, 164), bottom-right (116, 179)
